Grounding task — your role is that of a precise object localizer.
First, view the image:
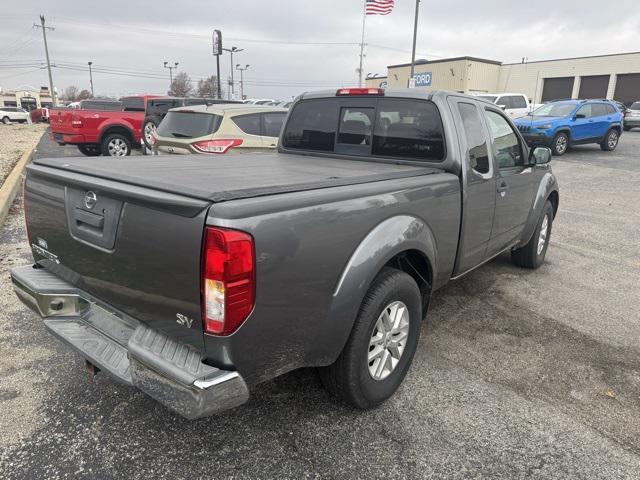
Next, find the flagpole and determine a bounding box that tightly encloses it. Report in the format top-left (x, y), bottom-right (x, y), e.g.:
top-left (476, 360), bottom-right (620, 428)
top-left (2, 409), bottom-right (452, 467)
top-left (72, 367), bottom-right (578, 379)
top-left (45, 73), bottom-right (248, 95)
top-left (409, 0), bottom-right (421, 87)
top-left (358, 0), bottom-right (367, 87)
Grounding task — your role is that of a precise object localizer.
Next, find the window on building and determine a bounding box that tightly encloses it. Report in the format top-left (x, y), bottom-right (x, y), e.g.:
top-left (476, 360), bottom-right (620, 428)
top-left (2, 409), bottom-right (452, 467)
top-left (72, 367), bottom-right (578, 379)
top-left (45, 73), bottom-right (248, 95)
top-left (372, 99), bottom-right (445, 161)
top-left (458, 102), bottom-right (490, 174)
top-left (484, 110), bottom-right (523, 169)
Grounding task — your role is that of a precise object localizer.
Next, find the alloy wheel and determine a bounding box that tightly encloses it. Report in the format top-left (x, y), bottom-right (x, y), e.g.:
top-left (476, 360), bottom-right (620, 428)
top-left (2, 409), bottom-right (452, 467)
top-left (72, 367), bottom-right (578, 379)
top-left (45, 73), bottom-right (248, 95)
top-left (107, 138), bottom-right (128, 156)
top-left (537, 214), bottom-right (549, 255)
top-left (368, 301), bottom-right (410, 381)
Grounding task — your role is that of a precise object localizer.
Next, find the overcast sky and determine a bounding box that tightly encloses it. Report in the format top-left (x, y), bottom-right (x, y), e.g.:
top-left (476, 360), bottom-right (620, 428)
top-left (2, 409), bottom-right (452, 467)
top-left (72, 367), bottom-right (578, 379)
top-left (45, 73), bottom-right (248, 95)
top-left (1, 0), bottom-right (639, 100)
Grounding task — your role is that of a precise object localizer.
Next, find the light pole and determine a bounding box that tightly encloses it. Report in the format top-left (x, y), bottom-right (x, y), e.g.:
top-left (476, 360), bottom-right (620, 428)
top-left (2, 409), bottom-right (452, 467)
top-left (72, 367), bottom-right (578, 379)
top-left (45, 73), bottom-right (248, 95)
top-left (164, 61), bottom-right (178, 91)
top-left (223, 47), bottom-right (243, 100)
top-left (88, 61), bottom-right (94, 97)
top-left (235, 64), bottom-right (249, 100)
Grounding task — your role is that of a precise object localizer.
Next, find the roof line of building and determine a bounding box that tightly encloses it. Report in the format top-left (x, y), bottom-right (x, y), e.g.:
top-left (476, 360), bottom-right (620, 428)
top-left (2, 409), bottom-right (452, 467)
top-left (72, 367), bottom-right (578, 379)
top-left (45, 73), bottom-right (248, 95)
top-left (388, 56), bottom-right (502, 69)
top-left (503, 51), bottom-right (640, 66)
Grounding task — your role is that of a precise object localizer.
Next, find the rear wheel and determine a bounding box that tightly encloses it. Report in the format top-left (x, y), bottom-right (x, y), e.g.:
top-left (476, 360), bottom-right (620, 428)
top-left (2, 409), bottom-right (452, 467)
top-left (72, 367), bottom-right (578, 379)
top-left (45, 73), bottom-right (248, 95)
top-left (77, 144), bottom-right (101, 156)
top-left (2, 116), bottom-right (10, 125)
top-left (511, 201), bottom-right (554, 269)
top-left (101, 133), bottom-right (131, 157)
top-left (142, 117), bottom-right (159, 150)
top-left (319, 268), bottom-right (422, 409)
top-left (600, 129), bottom-right (619, 151)
top-left (551, 132), bottom-right (568, 156)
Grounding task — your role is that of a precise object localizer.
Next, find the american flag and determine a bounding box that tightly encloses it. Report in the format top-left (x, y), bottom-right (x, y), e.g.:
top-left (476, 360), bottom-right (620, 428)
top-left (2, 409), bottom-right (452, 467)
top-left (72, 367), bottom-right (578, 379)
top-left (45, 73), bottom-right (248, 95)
top-left (366, 0), bottom-right (395, 15)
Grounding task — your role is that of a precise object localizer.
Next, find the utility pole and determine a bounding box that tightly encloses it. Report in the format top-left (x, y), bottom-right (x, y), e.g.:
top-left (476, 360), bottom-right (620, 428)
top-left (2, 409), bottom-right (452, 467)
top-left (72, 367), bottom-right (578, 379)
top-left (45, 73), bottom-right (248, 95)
top-left (409, 0), bottom-right (421, 87)
top-left (164, 61), bottom-right (178, 91)
top-left (88, 61), bottom-right (94, 97)
top-left (358, 1), bottom-right (367, 87)
top-left (223, 46), bottom-right (243, 100)
top-left (236, 64), bottom-right (249, 101)
top-left (34, 15), bottom-right (56, 106)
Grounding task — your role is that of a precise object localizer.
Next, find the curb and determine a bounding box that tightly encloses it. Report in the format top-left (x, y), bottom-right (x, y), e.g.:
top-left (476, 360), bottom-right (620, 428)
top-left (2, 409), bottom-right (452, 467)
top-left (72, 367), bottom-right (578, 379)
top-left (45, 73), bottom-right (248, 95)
top-left (0, 146), bottom-right (36, 229)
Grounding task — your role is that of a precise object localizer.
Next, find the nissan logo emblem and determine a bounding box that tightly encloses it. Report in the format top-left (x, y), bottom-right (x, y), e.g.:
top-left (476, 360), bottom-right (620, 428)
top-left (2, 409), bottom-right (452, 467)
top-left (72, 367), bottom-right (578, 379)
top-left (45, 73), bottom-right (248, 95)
top-left (84, 191), bottom-right (97, 209)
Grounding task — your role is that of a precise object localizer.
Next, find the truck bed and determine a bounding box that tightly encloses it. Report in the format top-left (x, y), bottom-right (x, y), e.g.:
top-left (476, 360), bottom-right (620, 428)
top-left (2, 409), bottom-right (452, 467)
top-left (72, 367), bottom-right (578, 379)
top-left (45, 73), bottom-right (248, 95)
top-left (33, 152), bottom-right (441, 203)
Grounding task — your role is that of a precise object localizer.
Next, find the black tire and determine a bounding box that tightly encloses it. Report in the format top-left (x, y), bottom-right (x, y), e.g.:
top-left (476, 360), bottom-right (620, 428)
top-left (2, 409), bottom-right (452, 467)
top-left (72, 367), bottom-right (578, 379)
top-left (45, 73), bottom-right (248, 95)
top-left (511, 201), bottom-right (554, 269)
top-left (2, 116), bottom-right (10, 125)
top-left (141, 116), bottom-right (160, 150)
top-left (77, 144), bottom-right (101, 156)
top-left (319, 267), bottom-right (422, 409)
top-left (551, 132), bottom-right (569, 156)
top-left (100, 133), bottom-right (131, 157)
top-left (600, 129), bottom-right (619, 151)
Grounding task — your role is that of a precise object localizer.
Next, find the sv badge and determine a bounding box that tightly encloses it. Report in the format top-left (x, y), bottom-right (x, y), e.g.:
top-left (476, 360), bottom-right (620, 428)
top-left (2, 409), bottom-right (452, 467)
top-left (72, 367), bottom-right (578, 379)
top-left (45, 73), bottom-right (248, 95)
top-left (176, 313), bottom-right (194, 329)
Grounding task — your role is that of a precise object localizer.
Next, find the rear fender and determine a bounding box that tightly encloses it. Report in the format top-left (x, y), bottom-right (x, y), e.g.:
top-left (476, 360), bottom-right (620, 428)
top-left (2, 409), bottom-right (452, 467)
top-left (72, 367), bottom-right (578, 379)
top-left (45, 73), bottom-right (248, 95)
top-left (518, 171), bottom-right (559, 248)
top-left (98, 122), bottom-right (136, 144)
top-left (324, 215), bottom-right (436, 363)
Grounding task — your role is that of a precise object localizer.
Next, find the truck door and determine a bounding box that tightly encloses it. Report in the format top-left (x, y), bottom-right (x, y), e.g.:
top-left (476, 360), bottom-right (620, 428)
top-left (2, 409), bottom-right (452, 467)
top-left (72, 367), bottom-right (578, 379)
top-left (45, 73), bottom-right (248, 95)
top-left (483, 108), bottom-right (537, 255)
top-left (448, 98), bottom-right (496, 274)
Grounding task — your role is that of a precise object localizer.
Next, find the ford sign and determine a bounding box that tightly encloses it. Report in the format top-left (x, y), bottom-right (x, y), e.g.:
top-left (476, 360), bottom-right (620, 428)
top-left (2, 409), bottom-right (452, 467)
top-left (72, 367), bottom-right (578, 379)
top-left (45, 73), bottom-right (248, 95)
top-left (412, 72), bottom-right (432, 87)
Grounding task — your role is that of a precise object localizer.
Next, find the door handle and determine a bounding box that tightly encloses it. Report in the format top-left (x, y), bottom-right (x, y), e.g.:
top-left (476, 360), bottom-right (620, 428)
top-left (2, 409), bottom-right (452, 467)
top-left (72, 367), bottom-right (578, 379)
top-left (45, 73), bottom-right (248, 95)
top-left (497, 181), bottom-right (508, 197)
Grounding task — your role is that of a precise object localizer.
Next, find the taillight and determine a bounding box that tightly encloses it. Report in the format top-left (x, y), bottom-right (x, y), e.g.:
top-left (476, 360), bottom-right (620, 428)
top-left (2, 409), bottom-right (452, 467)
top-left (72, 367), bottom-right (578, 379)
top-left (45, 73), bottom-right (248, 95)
top-left (201, 227), bottom-right (255, 336)
top-left (336, 88), bottom-right (384, 96)
top-left (192, 139), bottom-right (243, 154)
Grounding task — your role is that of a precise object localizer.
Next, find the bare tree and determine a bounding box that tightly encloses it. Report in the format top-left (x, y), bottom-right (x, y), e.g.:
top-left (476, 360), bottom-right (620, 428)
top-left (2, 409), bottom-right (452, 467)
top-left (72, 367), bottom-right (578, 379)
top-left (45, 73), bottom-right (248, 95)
top-left (197, 76), bottom-right (220, 98)
top-left (169, 72), bottom-right (193, 97)
top-left (63, 85), bottom-right (79, 101)
top-left (77, 89), bottom-right (92, 100)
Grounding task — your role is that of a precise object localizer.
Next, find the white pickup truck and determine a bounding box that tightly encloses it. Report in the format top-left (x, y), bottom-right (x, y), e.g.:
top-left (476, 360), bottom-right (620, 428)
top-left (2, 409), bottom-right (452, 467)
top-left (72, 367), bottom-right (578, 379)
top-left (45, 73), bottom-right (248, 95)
top-left (473, 93), bottom-right (536, 119)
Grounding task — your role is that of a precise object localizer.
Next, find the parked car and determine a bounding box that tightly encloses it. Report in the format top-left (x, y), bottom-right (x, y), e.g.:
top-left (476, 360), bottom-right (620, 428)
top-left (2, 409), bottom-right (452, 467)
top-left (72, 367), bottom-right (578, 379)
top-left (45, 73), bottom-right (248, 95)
top-left (474, 93), bottom-right (533, 119)
top-left (153, 104), bottom-right (287, 155)
top-left (623, 101), bottom-right (640, 131)
top-left (11, 88), bottom-right (558, 419)
top-left (141, 97), bottom-right (242, 151)
top-left (0, 106), bottom-right (29, 124)
top-left (514, 99), bottom-right (623, 155)
top-left (49, 95), bottom-right (159, 157)
top-left (29, 107), bottom-right (50, 123)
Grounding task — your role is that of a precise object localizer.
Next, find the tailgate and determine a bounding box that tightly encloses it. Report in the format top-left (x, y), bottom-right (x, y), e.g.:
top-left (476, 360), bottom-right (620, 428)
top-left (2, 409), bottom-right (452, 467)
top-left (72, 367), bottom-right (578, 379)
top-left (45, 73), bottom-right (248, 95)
top-left (49, 109), bottom-right (76, 135)
top-left (24, 163), bottom-right (211, 350)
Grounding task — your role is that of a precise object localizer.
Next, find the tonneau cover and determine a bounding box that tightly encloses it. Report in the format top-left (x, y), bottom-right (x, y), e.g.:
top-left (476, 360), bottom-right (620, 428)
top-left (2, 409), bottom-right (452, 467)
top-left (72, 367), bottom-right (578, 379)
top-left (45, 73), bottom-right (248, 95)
top-left (34, 152), bottom-right (440, 202)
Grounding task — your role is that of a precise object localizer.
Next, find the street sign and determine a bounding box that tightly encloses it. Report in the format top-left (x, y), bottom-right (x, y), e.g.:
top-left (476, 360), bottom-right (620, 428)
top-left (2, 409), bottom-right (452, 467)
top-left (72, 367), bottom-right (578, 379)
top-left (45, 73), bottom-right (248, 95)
top-left (412, 71), bottom-right (432, 87)
top-left (212, 30), bottom-right (222, 56)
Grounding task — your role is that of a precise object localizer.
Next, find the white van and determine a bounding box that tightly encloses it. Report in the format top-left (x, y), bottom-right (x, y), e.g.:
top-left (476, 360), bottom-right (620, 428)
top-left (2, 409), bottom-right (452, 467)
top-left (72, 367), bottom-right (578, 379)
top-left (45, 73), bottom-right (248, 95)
top-left (473, 93), bottom-right (533, 119)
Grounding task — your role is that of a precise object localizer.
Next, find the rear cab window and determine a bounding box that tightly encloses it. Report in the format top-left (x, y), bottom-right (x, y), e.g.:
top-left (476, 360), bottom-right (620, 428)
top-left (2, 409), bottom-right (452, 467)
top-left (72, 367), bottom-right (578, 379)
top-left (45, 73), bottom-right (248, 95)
top-left (120, 97), bottom-right (145, 112)
top-left (282, 97), bottom-right (446, 162)
top-left (156, 111), bottom-right (222, 139)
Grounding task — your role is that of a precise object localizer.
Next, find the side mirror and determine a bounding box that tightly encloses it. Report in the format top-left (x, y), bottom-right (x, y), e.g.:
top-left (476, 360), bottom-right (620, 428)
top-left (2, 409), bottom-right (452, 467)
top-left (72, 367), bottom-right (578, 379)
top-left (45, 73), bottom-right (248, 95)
top-left (574, 113), bottom-right (586, 119)
top-left (530, 146), bottom-right (552, 165)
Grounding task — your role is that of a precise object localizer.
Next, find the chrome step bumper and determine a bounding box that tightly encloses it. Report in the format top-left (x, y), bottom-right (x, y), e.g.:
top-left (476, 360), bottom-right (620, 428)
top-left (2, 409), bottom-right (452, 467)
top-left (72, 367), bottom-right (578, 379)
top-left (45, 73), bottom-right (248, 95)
top-left (11, 265), bottom-right (249, 419)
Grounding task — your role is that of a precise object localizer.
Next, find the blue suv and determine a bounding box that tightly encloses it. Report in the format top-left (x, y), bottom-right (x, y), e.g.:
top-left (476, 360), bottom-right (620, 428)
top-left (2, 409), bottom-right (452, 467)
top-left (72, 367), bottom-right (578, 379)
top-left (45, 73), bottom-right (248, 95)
top-left (514, 99), bottom-right (623, 156)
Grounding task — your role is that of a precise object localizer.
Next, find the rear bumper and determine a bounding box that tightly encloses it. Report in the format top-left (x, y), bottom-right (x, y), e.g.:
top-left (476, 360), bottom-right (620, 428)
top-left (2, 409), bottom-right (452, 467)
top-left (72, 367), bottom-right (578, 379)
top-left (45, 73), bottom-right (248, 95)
top-left (11, 265), bottom-right (249, 419)
top-left (51, 132), bottom-right (87, 145)
top-left (624, 118), bottom-right (640, 128)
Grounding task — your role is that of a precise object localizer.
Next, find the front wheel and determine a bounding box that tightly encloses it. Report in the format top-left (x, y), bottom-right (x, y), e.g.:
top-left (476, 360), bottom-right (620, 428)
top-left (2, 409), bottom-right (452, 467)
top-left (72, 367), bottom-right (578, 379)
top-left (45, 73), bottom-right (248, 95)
top-left (2, 116), bottom-right (10, 125)
top-left (551, 132), bottom-right (569, 156)
top-left (511, 201), bottom-right (554, 269)
top-left (600, 129), bottom-right (619, 151)
top-left (319, 268), bottom-right (422, 409)
top-left (101, 133), bottom-right (131, 157)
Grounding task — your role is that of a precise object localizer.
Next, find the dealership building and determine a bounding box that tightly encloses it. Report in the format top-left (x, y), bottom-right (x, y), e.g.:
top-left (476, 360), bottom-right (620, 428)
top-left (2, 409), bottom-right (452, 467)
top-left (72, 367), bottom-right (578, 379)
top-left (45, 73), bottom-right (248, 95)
top-left (0, 86), bottom-right (54, 110)
top-left (366, 51), bottom-right (640, 105)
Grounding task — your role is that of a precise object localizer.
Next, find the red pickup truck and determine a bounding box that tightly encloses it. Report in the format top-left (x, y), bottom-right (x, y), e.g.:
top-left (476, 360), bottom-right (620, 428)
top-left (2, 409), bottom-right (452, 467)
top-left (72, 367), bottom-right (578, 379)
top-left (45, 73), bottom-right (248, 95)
top-left (50, 95), bottom-right (159, 156)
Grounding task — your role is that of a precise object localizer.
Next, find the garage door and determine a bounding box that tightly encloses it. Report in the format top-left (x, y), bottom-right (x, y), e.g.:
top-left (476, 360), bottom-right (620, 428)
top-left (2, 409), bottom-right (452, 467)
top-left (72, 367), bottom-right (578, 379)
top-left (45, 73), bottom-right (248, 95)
top-left (578, 75), bottom-right (610, 99)
top-left (541, 77), bottom-right (575, 102)
top-left (614, 73), bottom-right (640, 106)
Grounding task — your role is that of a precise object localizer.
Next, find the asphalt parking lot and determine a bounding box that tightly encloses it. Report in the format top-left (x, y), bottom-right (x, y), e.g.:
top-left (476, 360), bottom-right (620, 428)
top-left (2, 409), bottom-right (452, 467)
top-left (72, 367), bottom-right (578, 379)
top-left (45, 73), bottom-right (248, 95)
top-left (1, 131), bottom-right (639, 479)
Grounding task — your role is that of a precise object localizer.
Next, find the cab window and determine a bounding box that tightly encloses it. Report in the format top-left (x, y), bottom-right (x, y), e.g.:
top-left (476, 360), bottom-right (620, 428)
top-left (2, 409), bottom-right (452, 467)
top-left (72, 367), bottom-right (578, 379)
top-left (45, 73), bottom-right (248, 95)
top-left (575, 104), bottom-right (593, 118)
top-left (484, 110), bottom-right (524, 169)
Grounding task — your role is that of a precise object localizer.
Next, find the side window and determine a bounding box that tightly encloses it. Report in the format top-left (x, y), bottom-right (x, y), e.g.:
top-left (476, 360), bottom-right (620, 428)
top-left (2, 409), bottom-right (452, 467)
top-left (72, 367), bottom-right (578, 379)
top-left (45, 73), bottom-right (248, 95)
top-left (575, 104), bottom-right (592, 118)
top-left (233, 113), bottom-right (262, 136)
top-left (484, 110), bottom-right (524, 169)
top-left (457, 102), bottom-right (490, 175)
top-left (262, 112), bottom-right (287, 137)
top-left (509, 96), bottom-right (528, 109)
top-left (121, 97), bottom-right (145, 112)
top-left (282, 100), bottom-right (338, 151)
top-left (337, 107), bottom-right (374, 145)
top-left (606, 104), bottom-right (617, 115)
top-left (372, 99), bottom-right (445, 161)
top-left (496, 96), bottom-right (512, 108)
top-left (592, 104), bottom-right (612, 117)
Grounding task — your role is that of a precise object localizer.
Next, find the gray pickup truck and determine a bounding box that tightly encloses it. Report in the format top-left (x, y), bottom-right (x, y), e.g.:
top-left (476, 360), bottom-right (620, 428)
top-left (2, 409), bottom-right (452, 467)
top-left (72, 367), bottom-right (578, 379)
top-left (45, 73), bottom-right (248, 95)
top-left (11, 89), bottom-right (559, 419)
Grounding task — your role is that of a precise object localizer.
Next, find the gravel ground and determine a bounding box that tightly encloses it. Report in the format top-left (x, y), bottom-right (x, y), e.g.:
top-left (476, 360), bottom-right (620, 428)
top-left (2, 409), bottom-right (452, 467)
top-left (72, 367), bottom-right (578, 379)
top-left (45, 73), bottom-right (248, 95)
top-left (0, 123), bottom-right (47, 187)
top-left (0, 132), bottom-right (639, 479)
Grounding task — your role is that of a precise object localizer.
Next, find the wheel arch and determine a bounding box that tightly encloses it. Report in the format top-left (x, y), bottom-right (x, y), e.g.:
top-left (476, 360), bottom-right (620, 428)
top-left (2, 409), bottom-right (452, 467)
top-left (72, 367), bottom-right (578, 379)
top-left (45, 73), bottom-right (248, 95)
top-left (324, 215), bottom-right (436, 364)
top-left (518, 173), bottom-right (559, 248)
top-left (98, 124), bottom-right (135, 144)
